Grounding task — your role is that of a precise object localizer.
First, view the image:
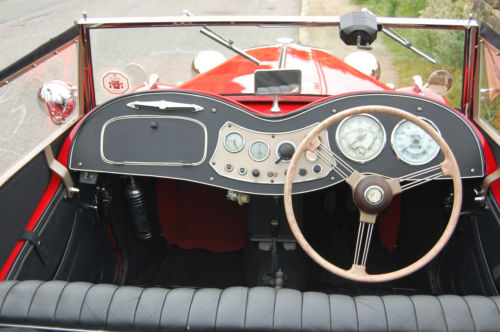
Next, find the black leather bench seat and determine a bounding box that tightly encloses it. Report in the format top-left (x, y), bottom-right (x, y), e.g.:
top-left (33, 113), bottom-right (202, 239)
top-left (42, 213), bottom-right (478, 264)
top-left (0, 280), bottom-right (499, 331)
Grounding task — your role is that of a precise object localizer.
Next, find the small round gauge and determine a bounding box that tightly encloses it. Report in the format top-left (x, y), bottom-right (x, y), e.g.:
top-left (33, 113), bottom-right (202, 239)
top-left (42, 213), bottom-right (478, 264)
top-left (224, 132), bottom-right (245, 153)
top-left (249, 140), bottom-right (270, 162)
top-left (335, 114), bottom-right (386, 163)
top-left (391, 118), bottom-right (441, 165)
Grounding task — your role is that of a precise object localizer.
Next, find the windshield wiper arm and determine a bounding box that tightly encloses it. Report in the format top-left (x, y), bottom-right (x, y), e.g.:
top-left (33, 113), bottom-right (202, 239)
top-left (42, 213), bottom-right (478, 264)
top-left (382, 27), bottom-right (436, 64)
top-left (199, 27), bottom-right (261, 65)
top-left (182, 9), bottom-right (261, 65)
top-left (358, 8), bottom-right (436, 64)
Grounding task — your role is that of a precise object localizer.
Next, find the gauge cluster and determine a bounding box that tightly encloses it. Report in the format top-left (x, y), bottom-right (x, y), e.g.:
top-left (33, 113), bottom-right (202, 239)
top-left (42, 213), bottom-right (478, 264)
top-left (210, 122), bottom-right (331, 184)
top-left (334, 114), bottom-right (441, 166)
top-left (213, 114), bottom-right (443, 186)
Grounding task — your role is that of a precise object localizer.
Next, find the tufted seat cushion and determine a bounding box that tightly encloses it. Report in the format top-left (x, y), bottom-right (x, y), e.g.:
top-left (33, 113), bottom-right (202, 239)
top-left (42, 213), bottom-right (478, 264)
top-left (0, 280), bottom-right (499, 331)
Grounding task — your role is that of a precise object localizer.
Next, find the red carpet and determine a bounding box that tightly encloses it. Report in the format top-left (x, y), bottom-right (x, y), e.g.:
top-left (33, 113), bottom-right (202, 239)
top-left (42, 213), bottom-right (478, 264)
top-left (157, 179), bottom-right (248, 252)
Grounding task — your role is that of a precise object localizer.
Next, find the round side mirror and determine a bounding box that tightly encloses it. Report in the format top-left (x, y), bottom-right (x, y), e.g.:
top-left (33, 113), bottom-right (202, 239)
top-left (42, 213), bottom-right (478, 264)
top-left (38, 80), bottom-right (77, 125)
top-left (428, 70), bottom-right (453, 95)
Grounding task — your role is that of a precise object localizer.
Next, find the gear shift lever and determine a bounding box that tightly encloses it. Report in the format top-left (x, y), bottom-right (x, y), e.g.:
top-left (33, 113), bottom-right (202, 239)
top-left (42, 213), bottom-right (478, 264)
top-left (270, 219), bottom-right (280, 273)
top-left (262, 219), bottom-right (284, 288)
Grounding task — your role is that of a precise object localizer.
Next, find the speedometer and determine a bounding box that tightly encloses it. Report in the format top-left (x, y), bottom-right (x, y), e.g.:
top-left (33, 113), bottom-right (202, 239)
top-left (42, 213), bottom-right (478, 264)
top-left (391, 118), bottom-right (440, 165)
top-left (335, 114), bottom-right (386, 163)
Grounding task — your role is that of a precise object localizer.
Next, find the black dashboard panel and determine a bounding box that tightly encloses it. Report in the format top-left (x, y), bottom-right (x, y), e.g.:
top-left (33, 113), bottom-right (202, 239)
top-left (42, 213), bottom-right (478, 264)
top-left (69, 90), bottom-right (484, 195)
top-left (101, 116), bottom-right (206, 165)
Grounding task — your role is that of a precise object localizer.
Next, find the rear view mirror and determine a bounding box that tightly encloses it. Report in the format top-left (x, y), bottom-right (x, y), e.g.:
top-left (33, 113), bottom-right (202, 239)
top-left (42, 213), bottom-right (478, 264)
top-left (254, 69), bottom-right (301, 95)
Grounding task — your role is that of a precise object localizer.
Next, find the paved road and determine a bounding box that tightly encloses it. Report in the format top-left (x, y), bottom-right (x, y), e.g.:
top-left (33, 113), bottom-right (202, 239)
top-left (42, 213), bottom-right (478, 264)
top-left (1, 0), bottom-right (397, 85)
top-left (0, 0), bottom-right (301, 70)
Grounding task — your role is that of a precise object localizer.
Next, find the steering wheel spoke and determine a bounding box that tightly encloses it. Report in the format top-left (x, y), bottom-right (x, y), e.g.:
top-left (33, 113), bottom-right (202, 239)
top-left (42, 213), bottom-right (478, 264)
top-left (314, 142), bottom-right (355, 180)
top-left (353, 217), bottom-right (376, 268)
top-left (399, 164), bottom-right (444, 192)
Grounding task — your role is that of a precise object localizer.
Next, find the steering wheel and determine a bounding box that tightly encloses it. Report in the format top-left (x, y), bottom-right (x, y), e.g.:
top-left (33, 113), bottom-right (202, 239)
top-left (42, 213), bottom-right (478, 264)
top-left (284, 105), bottom-right (462, 283)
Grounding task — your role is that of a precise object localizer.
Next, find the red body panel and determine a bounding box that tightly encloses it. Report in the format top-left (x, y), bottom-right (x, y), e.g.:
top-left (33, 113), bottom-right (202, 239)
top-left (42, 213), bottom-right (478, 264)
top-left (179, 44), bottom-right (390, 97)
top-left (395, 86), bottom-right (451, 107)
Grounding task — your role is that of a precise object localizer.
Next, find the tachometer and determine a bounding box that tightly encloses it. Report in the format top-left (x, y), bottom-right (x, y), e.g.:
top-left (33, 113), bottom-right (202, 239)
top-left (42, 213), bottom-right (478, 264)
top-left (224, 132), bottom-right (245, 153)
top-left (335, 114), bottom-right (386, 163)
top-left (391, 118), bottom-right (440, 165)
top-left (249, 140), bottom-right (270, 162)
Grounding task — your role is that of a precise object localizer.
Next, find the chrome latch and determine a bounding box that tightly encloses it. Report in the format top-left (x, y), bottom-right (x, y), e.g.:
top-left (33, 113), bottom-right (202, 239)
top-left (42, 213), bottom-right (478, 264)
top-left (126, 100), bottom-right (204, 112)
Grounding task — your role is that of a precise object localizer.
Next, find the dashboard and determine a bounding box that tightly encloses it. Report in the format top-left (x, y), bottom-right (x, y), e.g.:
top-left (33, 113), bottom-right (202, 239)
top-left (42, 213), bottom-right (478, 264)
top-left (69, 90), bottom-right (484, 195)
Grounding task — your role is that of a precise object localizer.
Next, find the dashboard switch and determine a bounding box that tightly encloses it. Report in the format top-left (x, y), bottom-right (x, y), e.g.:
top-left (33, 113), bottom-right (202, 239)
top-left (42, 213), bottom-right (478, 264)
top-left (312, 164), bottom-right (322, 173)
top-left (276, 141), bottom-right (296, 163)
top-left (299, 168), bottom-right (307, 176)
top-left (252, 169), bottom-right (260, 177)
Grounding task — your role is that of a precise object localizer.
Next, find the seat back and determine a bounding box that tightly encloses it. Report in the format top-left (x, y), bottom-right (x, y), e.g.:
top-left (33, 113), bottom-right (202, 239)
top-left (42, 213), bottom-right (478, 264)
top-left (0, 280), bottom-right (499, 331)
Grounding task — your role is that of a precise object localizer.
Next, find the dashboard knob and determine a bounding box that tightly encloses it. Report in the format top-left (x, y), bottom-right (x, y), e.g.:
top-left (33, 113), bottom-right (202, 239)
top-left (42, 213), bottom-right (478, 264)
top-left (277, 142), bottom-right (295, 161)
top-left (252, 169), bottom-right (260, 177)
top-left (312, 164), bottom-right (322, 173)
top-left (299, 168), bottom-right (307, 176)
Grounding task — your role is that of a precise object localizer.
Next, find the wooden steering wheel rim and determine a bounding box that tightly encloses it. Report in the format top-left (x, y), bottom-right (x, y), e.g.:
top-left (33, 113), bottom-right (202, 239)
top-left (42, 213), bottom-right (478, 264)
top-left (283, 105), bottom-right (462, 283)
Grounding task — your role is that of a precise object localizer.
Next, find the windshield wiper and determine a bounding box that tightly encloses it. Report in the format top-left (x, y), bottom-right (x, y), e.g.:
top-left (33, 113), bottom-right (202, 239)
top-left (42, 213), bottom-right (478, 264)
top-left (382, 27), bottom-right (436, 64)
top-left (183, 10), bottom-right (261, 65)
top-left (359, 8), bottom-right (436, 64)
top-left (199, 27), bottom-right (261, 65)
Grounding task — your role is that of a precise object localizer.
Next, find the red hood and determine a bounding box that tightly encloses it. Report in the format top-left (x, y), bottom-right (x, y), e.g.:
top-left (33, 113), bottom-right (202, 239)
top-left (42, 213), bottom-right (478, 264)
top-left (179, 43), bottom-right (390, 95)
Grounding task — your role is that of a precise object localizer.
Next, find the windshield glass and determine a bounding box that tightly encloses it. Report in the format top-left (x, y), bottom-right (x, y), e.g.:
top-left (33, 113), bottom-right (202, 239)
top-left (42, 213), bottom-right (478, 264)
top-left (89, 22), bottom-right (466, 109)
top-left (0, 41), bottom-right (80, 186)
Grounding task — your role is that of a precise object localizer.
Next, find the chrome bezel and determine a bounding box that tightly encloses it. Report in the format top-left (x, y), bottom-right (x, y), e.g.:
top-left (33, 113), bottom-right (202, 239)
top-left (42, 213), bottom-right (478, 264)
top-left (248, 140), bottom-right (270, 162)
top-left (335, 114), bottom-right (387, 163)
top-left (390, 117), bottom-right (441, 166)
top-left (223, 131), bottom-right (245, 153)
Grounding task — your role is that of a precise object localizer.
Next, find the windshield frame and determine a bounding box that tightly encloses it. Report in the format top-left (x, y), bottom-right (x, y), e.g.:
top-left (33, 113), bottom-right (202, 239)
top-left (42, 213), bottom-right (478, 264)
top-left (77, 16), bottom-right (478, 113)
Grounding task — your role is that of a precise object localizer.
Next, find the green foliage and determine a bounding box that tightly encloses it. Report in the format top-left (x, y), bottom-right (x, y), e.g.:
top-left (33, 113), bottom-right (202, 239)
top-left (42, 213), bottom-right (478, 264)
top-left (353, 0), bottom-right (427, 17)
top-left (353, 0), bottom-right (472, 108)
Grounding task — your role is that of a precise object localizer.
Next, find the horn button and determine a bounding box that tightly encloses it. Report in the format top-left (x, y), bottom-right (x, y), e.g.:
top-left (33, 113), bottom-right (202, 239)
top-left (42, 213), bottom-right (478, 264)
top-left (352, 175), bottom-right (394, 214)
